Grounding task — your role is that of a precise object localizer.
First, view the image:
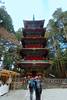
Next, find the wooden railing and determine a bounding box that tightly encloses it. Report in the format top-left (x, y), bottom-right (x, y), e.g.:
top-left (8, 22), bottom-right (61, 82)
top-left (11, 78), bottom-right (67, 90)
top-left (43, 78), bottom-right (67, 88)
top-left (43, 78), bottom-right (64, 84)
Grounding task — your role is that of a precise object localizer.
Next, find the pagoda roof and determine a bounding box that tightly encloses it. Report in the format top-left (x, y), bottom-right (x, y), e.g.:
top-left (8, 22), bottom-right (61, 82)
top-left (21, 48), bottom-right (49, 54)
top-left (23, 28), bottom-right (45, 32)
top-left (22, 28), bottom-right (46, 37)
top-left (21, 36), bottom-right (46, 39)
top-left (20, 48), bottom-right (49, 56)
top-left (23, 20), bottom-right (45, 23)
top-left (22, 35), bottom-right (46, 40)
top-left (21, 36), bottom-right (47, 47)
top-left (23, 20), bottom-right (45, 28)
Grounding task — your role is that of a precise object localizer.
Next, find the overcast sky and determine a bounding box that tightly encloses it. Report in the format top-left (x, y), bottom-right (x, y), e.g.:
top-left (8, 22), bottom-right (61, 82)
top-left (1, 0), bottom-right (67, 31)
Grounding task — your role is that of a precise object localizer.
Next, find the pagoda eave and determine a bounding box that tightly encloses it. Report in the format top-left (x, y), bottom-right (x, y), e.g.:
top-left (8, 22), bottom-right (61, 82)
top-left (20, 48), bottom-right (49, 56)
top-left (23, 28), bottom-right (46, 33)
top-left (21, 48), bottom-right (49, 53)
top-left (23, 20), bottom-right (45, 28)
top-left (21, 37), bottom-right (46, 40)
top-left (21, 38), bottom-right (47, 47)
top-left (23, 20), bottom-right (45, 23)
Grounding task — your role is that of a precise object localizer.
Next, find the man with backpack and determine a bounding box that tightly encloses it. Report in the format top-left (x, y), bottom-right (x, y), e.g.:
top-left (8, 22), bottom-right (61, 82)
top-left (35, 76), bottom-right (42, 100)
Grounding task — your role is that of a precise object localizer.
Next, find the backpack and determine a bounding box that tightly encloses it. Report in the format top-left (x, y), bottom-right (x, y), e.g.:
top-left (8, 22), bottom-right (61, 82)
top-left (36, 80), bottom-right (41, 88)
top-left (35, 80), bottom-right (42, 93)
top-left (29, 80), bottom-right (35, 91)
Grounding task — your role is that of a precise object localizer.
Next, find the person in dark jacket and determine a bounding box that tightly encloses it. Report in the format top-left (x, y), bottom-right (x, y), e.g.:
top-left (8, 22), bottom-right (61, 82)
top-left (28, 77), bottom-right (35, 100)
top-left (35, 76), bottom-right (42, 100)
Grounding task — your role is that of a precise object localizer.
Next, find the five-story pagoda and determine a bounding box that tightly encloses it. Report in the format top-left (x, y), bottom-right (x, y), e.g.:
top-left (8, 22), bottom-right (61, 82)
top-left (17, 18), bottom-right (51, 77)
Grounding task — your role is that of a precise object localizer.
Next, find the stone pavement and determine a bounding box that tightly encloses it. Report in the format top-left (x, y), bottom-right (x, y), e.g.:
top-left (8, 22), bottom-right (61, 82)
top-left (0, 89), bottom-right (67, 100)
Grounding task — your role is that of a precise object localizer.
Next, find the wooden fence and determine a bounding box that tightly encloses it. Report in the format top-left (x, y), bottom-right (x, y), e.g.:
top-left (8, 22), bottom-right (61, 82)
top-left (43, 78), bottom-right (67, 88)
top-left (11, 78), bottom-right (67, 90)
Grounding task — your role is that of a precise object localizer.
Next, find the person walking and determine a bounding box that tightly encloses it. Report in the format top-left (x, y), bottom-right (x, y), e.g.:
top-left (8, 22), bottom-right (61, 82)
top-left (35, 76), bottom-right (42, 100)
top-left (28, 77), bottom-right (35, 100)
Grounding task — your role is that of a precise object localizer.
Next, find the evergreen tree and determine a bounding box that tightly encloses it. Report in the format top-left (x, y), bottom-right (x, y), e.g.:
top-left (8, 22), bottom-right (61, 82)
top-left (0, 7), bottom-right (15, 33)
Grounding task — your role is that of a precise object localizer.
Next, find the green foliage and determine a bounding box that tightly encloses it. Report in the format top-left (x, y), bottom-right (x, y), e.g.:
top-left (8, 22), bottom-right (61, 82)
top-left (46, 8), bottom-right (67, 53)
top-left (2, 46), bottom-right (21, 70)
top-left (4, 52), bottom-right (13, 68)
top-left (0, 7), bottom-right (15, 33)
top-left (52, 8), bottom-right (63, 20)
top-left (15, 28), bottom-right (23, 41)
top-left (50, 49), bottom-right (67, 78)
top-left (47, 8), bottom-right (67, 39)
top-left (47, 8), bottom-right (67, 77)
top-left (0, 45), bottom-right (5, 54)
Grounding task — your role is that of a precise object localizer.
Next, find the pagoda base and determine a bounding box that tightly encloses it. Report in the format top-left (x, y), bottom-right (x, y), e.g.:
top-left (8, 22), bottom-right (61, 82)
top-left (16, 61), bottom-right (51, 77)
top-left (16, 66), bottom-right (49, 77)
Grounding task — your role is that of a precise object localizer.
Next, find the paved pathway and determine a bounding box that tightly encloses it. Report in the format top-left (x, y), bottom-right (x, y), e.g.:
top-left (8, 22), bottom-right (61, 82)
top-left (0, 89), bottom-right (67, 100)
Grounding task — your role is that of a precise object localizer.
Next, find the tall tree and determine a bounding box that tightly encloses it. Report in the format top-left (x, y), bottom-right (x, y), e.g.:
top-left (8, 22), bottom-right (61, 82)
top-left (46, 8), bottom-right (67, 78)
top-left (46, 8), bottom-right (67, 52)
top-left (53, 8), bottom-right (67, 40)
top-left (0, 7), bottom-right (15, 33)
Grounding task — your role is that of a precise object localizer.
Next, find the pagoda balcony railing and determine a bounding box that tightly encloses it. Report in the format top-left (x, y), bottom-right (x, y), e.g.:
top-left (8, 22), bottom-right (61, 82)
top-left (25, 45), bottom-right (43, 48)
top-left (22, 47), bottom-right (48, 50)
top-left (24, 56), bottom-right (47, 60)
top-left (20, 60), bottom-right (51, 64)
top-left (22, 36), bottom-right (45, 38)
